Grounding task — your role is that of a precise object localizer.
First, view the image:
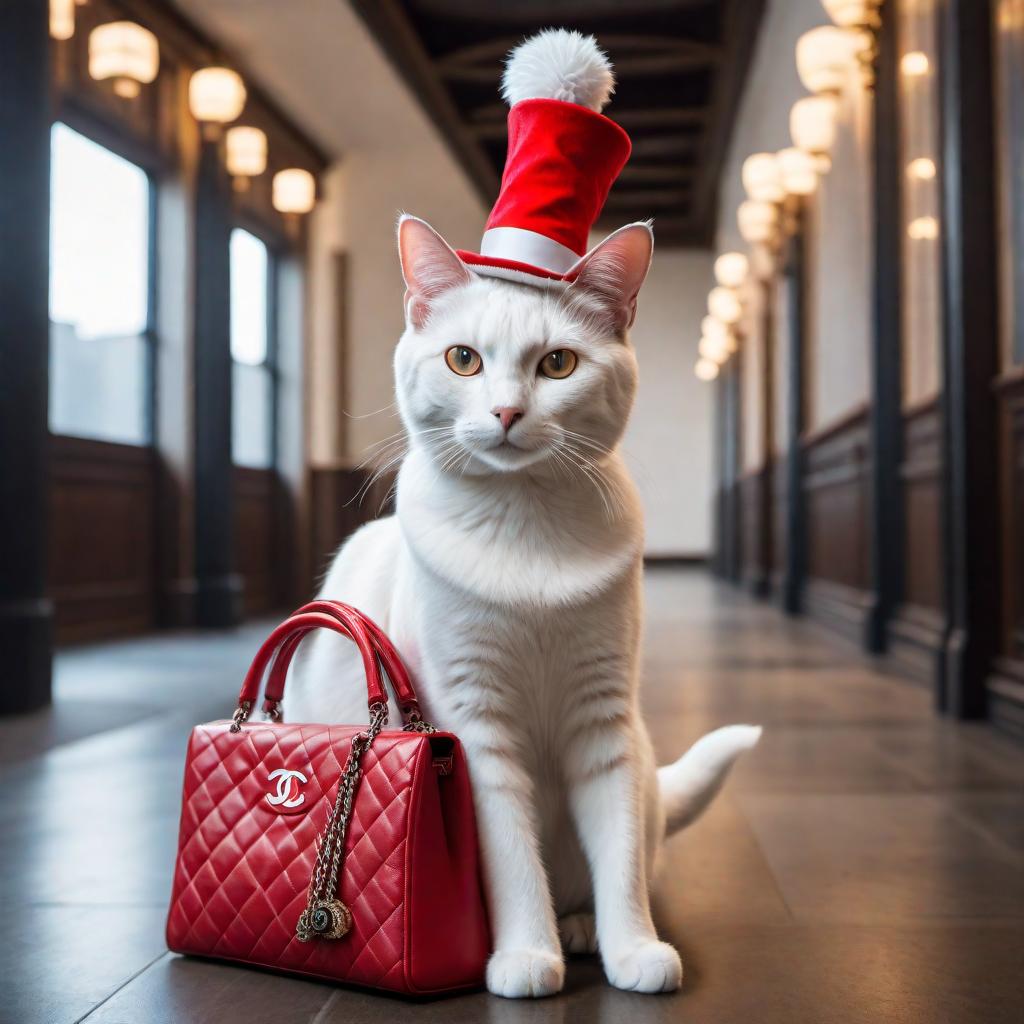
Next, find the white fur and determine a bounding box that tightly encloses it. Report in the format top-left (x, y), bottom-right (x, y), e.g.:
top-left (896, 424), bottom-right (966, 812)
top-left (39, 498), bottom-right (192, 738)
top-left (501, 29), bottom-right (614, 112)
top-left (285, 218), bottom-right (759, 999)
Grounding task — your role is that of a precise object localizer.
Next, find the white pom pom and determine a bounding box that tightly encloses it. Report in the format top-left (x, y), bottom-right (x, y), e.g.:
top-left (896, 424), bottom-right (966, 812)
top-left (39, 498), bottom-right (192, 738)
top-left (501, 29), bottom-right (614, 112)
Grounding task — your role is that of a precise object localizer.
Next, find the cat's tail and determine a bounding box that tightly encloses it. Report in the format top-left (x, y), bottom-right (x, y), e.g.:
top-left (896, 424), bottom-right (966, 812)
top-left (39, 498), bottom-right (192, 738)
top-left (657, 725), bottom-right (762, 836)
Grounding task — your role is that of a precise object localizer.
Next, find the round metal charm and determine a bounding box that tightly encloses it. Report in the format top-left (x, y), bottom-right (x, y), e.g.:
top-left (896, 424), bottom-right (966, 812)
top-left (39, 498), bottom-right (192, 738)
top-left (299, 898), bottom-right (352, 941)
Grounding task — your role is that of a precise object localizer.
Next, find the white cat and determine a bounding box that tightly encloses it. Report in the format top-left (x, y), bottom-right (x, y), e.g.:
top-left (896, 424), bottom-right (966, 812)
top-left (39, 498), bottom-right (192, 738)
top-left (285, 214), bottom-right (761, 998)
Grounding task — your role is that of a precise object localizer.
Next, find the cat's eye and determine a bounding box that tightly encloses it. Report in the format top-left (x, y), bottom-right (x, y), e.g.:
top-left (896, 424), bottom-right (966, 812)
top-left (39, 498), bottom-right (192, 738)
top-left (445, 346), bottom-right (482, 376)
top-left (539, 350), bottom-right (578, 380)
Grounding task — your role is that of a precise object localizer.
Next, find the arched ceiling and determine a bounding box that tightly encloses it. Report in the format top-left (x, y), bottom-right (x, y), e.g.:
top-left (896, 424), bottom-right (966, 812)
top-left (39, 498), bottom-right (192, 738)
top-left (351, 0), bottom-right (765, 246)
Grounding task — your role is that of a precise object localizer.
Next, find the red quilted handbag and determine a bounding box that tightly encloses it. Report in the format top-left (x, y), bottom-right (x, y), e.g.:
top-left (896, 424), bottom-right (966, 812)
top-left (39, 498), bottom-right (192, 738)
top-left (166, 601), bottom-right (490, 994)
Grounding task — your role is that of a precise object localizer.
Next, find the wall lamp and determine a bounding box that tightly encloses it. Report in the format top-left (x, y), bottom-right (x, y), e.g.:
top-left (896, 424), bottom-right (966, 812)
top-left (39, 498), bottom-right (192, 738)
top-left (702, 315), bottom-right (737, 354)
top-left (737, 199), bottom-right (779, 245)
top-left (189, 67), bottom-right (247, 138)
top-left (714, 253), bottom-right (749, 290)
top-left (225, 126), bottom-right (267, 192)
top-left (88, 21), bottom-right (159, 99)
top-left (708, 286), bottom-right (743, 326)
top-left (742, 153), bottom-right (785, 204)
top-left (272, 168), bottom-right (317, 215)
top-left (694, 358), bottom-right (720, 382)
top-left (50, 0), bottom-right (75, 40)
top-left (790, 95), bottom-right (838, 172)
top-left (776, 147), bottom-right (819, 196)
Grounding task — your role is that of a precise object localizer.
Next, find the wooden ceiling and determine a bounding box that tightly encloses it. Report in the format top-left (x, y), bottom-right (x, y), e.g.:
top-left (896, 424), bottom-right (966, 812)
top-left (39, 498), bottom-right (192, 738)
top-left (350, 0), bottom-right (765, 247)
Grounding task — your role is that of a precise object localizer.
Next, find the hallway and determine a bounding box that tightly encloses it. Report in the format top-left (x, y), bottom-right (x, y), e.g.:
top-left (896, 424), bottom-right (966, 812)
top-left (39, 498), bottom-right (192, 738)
top-left (1, 568), bottom-right (1021, 1024)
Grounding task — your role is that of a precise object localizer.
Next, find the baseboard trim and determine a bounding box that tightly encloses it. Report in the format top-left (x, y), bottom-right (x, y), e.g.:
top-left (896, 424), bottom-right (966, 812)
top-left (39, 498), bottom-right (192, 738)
top-left (803, 578), bottom-right (873, 646)
top-left (643, 554), bottom-right (707, 568)
top-left (988, 658), bottom-right (1024, 742)
top-left (886, 603), bottom-right (946, 687)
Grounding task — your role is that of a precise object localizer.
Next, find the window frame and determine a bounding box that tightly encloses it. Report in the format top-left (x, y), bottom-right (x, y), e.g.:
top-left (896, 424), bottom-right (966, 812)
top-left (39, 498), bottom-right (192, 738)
top-left (230, 215), bottom-right (281, 470)
top-left (48, 112), bottom-right (159, 447)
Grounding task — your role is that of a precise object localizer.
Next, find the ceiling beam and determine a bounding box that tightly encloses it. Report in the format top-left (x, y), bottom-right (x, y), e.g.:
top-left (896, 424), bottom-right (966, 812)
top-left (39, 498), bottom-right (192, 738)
top-left (688, 0), bottom-right (767, 244)
top-left (349, 0), bottom-right (499, 205)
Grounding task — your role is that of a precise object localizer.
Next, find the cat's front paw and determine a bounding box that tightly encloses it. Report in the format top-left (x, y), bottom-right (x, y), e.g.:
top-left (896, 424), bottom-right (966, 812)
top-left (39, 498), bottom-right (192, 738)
top-left (605, 939), bottom-right (683, 993)
top-left (559, 912), bottom-right (598, 954)
top-left (487, 948), bottom-right (565, 999)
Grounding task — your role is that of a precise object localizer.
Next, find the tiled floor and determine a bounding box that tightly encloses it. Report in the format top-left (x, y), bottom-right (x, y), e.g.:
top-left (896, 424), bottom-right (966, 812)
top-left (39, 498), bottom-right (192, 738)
top-left (2, 570), bottom-right (1022, 1023)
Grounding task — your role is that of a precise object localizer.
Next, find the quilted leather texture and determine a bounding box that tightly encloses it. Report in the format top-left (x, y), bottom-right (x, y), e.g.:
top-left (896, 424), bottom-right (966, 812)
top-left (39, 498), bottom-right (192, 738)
top-left (166, 721), bottom-right (488, 993)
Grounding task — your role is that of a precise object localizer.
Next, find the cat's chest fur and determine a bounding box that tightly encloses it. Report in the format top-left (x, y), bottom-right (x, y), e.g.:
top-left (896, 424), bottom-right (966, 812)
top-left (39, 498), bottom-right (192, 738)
top-left (395, 448), bottom-right (643, 610)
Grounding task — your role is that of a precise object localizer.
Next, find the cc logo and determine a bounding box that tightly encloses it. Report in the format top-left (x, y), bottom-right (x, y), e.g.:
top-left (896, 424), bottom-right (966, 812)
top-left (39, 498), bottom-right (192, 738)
top-left (267, 768), bottom-right (308, 810)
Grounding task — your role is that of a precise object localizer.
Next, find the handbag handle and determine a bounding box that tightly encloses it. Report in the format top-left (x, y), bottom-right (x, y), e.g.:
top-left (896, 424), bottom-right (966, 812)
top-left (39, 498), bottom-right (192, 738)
top-left (229, 602), bottom-right (423, 731)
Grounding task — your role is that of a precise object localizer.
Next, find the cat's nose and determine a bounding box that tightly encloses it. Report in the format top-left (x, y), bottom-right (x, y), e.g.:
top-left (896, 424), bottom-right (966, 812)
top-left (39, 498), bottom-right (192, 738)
top-left (492, 406), bottom-right (524, 433)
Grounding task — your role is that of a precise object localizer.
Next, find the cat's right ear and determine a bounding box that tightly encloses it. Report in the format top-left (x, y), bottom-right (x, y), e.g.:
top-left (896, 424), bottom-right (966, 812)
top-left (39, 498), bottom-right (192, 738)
top-left (397, 215), bottom-right (472, 329)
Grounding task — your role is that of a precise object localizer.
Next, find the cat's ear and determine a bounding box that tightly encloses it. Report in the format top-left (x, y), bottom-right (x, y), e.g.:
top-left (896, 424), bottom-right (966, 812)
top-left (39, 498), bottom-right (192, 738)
top-left (567, 221), bottom-right (654, 332)
top-left (397, 215), bottom-right (472, 329)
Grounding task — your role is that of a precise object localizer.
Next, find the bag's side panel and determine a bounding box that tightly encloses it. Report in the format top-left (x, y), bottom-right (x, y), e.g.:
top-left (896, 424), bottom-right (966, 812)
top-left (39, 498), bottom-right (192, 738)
top-left (406, 737), bottom-right (490, 993)
top-left (166, 723), bottom-right (422, 993)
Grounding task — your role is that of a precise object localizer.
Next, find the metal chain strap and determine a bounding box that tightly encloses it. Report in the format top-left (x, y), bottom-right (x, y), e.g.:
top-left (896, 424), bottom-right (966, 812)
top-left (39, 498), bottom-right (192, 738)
top-left (296, 702), bottom-right (388, 942)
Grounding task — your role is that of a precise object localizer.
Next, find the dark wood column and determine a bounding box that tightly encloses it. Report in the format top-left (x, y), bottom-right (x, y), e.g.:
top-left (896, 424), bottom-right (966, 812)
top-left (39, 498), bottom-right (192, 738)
top-left (938, 0), bottom-right (1000, 716)
top-left (781, 221), bottom-right (808, 615)
top-left (0, 0), bottom-right (53, 714)
top-left (866, 0), bottom-right (906, 654)
top-left (193, 137), bottom-right (243, 626)
top-left (753, 278), bottom-right (775, 598)
top-left (724, 353), bottom-right (743, 583)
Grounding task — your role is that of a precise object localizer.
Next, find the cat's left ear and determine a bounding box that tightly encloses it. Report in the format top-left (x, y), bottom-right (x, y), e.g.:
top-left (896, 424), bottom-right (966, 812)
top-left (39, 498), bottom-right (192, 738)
top-left (567, 221), bottom-right (654, 332)
top-left (398, 215), bottom-right (473, 329)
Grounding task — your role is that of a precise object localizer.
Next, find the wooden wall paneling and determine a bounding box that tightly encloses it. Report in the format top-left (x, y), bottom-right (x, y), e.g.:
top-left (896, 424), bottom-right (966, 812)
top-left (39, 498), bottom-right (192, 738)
top-left (988, 0), bottom-right (1024, 736)
top-left (233, 467), bottom-right (282, 616)
top-left (801, 405), bottom-right (874, 642)
top-left (740, 469), bottom-right (761, 589)
top-left (887, 400), bottom-right (946, 682)
top-left (0, 0), bottom-right (53, 713)
top-left (309, 467), bottom-right (396, 592)
top-left (938, 0), bottom-right (1001, 717)
top-left (989, 377), bottom-right (1024, 736)
top-left (868, 0), bottom-right (907, 653)
top-left (49, 437), bottom-right (157, 643)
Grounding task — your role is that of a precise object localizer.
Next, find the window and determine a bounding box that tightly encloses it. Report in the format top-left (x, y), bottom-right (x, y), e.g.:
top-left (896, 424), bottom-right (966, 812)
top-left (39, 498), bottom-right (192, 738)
top-left (49, 123), bottom-right (151, 444)
top-left (898, 0), bottom-right (942, 408)
top-left (230, 228), bottom-right (274, 468)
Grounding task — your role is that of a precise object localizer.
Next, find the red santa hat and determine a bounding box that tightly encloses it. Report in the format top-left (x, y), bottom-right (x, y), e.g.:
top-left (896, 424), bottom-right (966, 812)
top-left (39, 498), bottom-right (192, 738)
top-left (455, 29), bottom-right (633, 288)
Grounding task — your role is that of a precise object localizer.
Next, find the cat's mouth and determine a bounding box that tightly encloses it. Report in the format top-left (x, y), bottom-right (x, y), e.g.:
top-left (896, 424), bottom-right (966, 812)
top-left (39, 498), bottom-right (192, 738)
top-left (472, 438), bottom-right (549, 471)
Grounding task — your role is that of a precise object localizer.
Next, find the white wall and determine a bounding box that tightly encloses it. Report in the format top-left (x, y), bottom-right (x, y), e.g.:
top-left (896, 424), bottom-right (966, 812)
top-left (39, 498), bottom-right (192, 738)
top-left (717, 0), bottom-right (873, 434)
top-left (621, 248), bottom-right (716, 557)
top-left (309, 151), bottom-right (486, 464)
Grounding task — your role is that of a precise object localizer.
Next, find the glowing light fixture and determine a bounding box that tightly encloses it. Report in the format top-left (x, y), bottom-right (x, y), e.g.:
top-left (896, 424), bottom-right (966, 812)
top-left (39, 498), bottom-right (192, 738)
top-left (189, 67), bottom-right (247, 125)
top-left (900, 51), bottom-right (930, 77)
top-left (50, 0), bottom-right (75, 40)
top-left (907, 215), bottom-right (939, 240)
top-left (742, 153), bottom-right (785, 203)
top-left (272, 168), bottom-right (316, 215)
top-left (790, 95), bottom-right (838, 167)
top-left (714, 252), bottom-right (749, 289)
top-left (737, 200), bottom-right (778, 244)
top-left (695, 358), bottom-right (720, 382)
top-left (88, 21), bottom-right (159, 99)
top-left (702, 315), bottom-right (737, 353)
top-left (821, 0), bottom-right (882, 29)
top-left (226, 126), bottom-right (267, 188)
top-left (796, 25), bottom-right (869, 94)
top-left (699, 333), bottom-right (730, 364)
top-left (777, 147), bottom-right (818, 196)
top-left (708, 286), bottom-right (742, 325)
top-left (906, 157), bottom-right (936, 181)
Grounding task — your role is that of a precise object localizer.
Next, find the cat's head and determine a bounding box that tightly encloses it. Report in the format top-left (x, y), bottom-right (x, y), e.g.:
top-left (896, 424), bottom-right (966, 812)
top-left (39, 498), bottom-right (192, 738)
top-left (393, 215), bottom-right (653, 476)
